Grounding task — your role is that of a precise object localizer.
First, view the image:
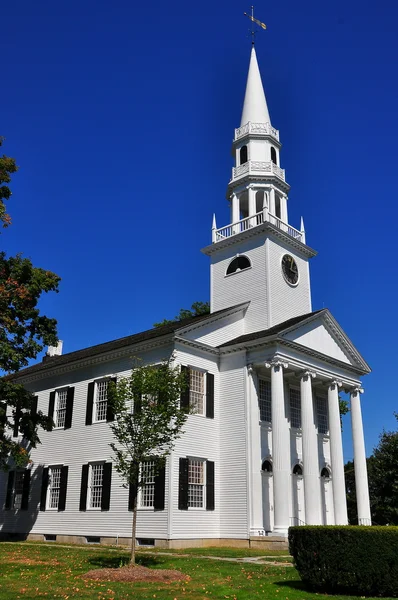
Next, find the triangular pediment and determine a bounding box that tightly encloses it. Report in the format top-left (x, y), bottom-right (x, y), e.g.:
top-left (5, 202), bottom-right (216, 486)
top-left (280, 310), bottom-right (370, 372)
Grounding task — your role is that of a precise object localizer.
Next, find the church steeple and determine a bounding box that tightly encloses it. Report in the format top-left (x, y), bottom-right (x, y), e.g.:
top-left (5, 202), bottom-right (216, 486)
top-left (240, 46), bottom-right (270, 126)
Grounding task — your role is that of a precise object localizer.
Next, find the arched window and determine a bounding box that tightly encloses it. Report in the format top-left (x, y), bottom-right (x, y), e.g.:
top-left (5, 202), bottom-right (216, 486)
top-left (270, 147), bottom-right (277, 165)
top-left (262, 459), bottom-right (273, 473)
top-left (226, 255), bottom-right (251, 275)
top-left (321, 467), bottom-right (330, 479)
top-left (293, 464), bottom-right (303, 476)
top-left (240, 145), bottom-right (248, 165)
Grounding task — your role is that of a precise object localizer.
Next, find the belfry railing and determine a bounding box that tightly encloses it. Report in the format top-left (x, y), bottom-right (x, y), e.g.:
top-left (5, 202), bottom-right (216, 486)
top-left (213, 211), bottom-right (303, 244)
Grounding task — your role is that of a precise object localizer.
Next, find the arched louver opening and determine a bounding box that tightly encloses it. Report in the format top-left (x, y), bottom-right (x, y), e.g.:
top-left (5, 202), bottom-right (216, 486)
top-left (321, 467), bottom-right (331, 479)
top-left (226, 256), bottom-right (251, 275)
top-left (270, 146), bottom-right (277, 165)
top-left (262, 459), bottom-right (273, 473)
top-left (293, 464), bottom-right (303, 476)
top-left (240, 145), bottom-right (248, 165)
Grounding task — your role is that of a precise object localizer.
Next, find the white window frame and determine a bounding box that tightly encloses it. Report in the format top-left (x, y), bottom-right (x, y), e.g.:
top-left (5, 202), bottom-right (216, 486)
top-left (258, 379), bottom-right (272, 423)
top-left (189, 368), bottom-right (206, 416)
top-left (47, 465), bottom-right (62, 510)
top-left (54, 388), bottom-right (68, 429)
top-left (289, 387), bottom-right (302, 429)
top-left (138, 460), bottom-right (156, 509)
top-left (12, 471), bottom-right (25, 510)
top-left (88, 462), bottom-right (104, 510)
top-left (93, 379), bottom-right (110, 423)
top-left (187, 458), bottom-right (206, 509)
top-left (316, 396), bottom-right (329, 435)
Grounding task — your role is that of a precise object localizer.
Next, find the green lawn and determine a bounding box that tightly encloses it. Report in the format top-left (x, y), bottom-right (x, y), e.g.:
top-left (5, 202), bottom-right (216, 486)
top-left (0, 541), bottom-right (394, 599)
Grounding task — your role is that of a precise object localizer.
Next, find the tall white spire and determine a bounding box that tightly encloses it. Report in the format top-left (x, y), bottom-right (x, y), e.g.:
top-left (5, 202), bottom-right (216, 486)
top-left (240, 46), bottom-right (270, 126)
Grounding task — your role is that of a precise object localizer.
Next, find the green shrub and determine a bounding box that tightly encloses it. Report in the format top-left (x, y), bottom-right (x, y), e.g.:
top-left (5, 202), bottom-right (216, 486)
top-left (289, 525), bottom-right (398, 597)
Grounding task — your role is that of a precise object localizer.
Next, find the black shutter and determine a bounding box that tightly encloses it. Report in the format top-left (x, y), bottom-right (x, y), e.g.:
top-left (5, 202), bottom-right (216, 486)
top-left (40, 468), bottom-right (49, 511)
top-left (21, 469), bottom-right (31, 510)
top-left (30, 396), bottom-right (38, 418)
top-left (206, 460), bottom-right (215, 511)
top-left (85, 383), bottom-right (95, 426)
top-left (101, 462), bottom-right (112, 511)
top-left (58, 466), bottom-right (68, 511)
top-left (79, 464), bottom-right (89, 511)
top-left (48, 392), bottom-right (55, 430)
top-left (206, 373), bottom-right (214, 419)
top-left (180, 366), bottom-right (190, 412)
top-left (178, 457), bottom-right (189, 510)
top-left (154, 460), bottom-right (166, 511)
top-left (64, 388), bottom-right (74, 429)
top-left (5, 471), bottom-right (14, 510)
top-left (106, 378), bottom-right (117, 422)
top-left (13, 404), bottom-right (21, 437)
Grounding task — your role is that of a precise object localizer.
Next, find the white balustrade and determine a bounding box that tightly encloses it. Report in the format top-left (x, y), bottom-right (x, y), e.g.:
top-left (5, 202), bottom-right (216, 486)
top-left (234, 121), bottom-right (280, 141)
top-left (232, 160), bottom-right (285, 182)
top-left (214, 211), bottom-right (303, 244)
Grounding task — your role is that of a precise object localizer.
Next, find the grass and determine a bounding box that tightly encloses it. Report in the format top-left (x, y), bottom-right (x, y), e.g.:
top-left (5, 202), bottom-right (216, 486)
top-left (0, 541), bottom-right (395, 599)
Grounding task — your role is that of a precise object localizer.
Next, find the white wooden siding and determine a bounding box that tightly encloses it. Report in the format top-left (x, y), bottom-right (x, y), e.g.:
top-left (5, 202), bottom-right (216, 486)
top-left (181, 311), bottom-right (245, 347)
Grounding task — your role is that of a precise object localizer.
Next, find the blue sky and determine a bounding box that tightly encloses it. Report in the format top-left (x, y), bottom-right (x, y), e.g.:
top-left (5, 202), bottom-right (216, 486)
top-left (2, 0), bottom-right (397, 460)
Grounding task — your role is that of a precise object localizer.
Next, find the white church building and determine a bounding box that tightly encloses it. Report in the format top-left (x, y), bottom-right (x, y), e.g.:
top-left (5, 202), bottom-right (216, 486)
top-left (0, 46), bottom-right (372, 547)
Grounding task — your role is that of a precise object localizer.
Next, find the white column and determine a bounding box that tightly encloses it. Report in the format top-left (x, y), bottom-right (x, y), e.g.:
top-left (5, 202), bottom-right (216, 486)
top-left (247, 365), bottom-right (264, 536)
top-left (350, 388), bottom-right (371, 525)
top-left (232, 193), bottom-right (240, 224)
top-left (269, 187), bottom-right (276, 217)
top-left (266, 359), bottom-right (290, 536)
top-left (262, 190), bottom-right (269, 223)
top-left (248, 186), bottom-right (256, 227)
top-left (300, 371), bottom-right (321, 524)
top-left (328, 381), bottom-right (348, 524)
top-left (281, 194), bottom-right (288, 224)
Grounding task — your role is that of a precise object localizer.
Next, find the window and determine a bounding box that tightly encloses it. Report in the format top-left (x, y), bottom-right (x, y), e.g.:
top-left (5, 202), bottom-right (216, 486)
top-left (190, 369), bottom-right (205, 414)
top-left (259, 379), bottom-right (272, 422)
top-left (226, 255), bottom-right (251, 275)
top-left (270, 146), bottom-right (277, 165)
top-left (188, 459), bottom-right (205, 508)
top-left (293, 464), bottom-right (303, 476)
top-left (290, 388), bottom-right (301, 428)
top-left (95, 381), bottom-right (108, 422)
top-left (316, 396), bottom-right (328, 434)
top-left (13, 472), bottom-right (24, 509)
top-left (48, 467), bottom-right (62, 509)
top-left (89, 463), bottom-right (104, 508)
top-left (239, 145), bottom-right (248, 165)
top-left (139, 461), bottom-right (156, 508)
top-left (55, 389), bottom-right (67, 428)
top-left (5, 470), bottom-right (30, 510)
top-left (262, 459), bottom-right (273, 473)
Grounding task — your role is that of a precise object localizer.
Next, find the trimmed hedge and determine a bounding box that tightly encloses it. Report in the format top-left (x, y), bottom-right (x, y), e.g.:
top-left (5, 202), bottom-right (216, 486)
top-left (289, 526), bottom-right (398, 597)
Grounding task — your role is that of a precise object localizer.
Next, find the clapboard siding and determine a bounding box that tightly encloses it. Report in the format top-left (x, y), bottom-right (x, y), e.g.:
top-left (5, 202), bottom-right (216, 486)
top-left (181, 311), bottom-right (245, 347)
top-left (218, 352), bottom-right (248, 538)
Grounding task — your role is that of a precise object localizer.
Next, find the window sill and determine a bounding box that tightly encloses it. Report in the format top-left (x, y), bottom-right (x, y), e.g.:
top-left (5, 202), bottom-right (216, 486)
top-left (91, 420), bottom-right (107, 425)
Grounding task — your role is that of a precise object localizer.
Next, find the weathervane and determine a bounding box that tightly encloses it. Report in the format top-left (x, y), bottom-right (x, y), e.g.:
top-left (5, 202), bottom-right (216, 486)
top-left (244, 6), bottom-right (267, 45)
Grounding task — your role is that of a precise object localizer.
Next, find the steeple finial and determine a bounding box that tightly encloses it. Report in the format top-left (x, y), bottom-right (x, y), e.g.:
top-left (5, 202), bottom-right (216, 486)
top-left (240, 45), bottom-right (270, 126)
top-left (243, 7), bottom-right (267, 46)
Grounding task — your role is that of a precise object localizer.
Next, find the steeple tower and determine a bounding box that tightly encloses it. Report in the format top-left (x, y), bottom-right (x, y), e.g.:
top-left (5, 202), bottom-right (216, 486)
top-left (202, 47), bottom-right (317, 334)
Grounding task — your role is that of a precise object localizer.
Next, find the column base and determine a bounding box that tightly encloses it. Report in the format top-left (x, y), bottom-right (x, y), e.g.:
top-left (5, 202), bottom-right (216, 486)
top-left (268, 528), bottom-right (288, 538)
top-left (249, 527), bottom-right (266, 537)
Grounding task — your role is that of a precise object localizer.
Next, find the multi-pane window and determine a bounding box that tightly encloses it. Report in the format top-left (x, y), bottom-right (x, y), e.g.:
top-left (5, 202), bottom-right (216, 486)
top-left (139, 461), bottom-right (156, 508)
top-left (188, 459), bottom-right (204, 508)
top-left (290, 388), bottom-right (301, 428)
top-left (55, 389), bottom-right (67, 428)
top-left (190, 370), bottom-right (205, 415)
top-left (13, 472), bottom-right (24, 509)
top-left (48, 467), bottom-right (61, 509)
top-left (89, 463), bottom-right (104, 508)
top-left (316, 396), bottom-right (328, 434)
top-left (259, 379), bottom-right (272, 422)
top-left (94, 381), bottom-right (108, 422)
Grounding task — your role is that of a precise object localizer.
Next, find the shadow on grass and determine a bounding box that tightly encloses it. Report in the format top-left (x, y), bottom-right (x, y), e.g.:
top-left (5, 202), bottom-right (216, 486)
top-left (273, 579), bottom-right (310, 592)
top-left (88, 554), bottom-right (161, 569)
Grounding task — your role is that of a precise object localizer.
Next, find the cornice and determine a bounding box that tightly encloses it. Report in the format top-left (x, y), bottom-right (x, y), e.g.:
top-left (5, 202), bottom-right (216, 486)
top-left (174, 336), bottom-right (219, 356)
top-left (231, 133), bottom-right (282, 149)
top-left (201, 222), bottom-right (317, 258)
top-left (227, 173), bottom-right (290, 196)
top-left (175, 302), bottom-right (249, 336)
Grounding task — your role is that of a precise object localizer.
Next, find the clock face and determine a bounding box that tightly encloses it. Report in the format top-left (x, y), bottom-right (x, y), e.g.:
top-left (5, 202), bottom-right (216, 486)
top-left (282, 254), bottom-right (299, 285)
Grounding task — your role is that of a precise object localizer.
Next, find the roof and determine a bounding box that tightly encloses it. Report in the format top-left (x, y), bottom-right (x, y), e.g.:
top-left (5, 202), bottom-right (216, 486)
top-left (240, 46), bottom-right (270, 127)
top-left (11, 305), bottom-right (243, 380)
top-left (218, 310), bottom-right (325, 348)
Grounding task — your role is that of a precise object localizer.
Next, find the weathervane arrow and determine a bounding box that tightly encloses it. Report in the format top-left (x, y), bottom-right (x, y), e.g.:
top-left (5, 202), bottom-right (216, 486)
top-left (244, 6), bottom-right (267, 45)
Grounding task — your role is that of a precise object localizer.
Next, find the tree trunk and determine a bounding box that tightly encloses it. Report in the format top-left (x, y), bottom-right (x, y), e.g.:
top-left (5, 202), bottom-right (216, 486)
top-left (131, 494), bottom-right (138, 565)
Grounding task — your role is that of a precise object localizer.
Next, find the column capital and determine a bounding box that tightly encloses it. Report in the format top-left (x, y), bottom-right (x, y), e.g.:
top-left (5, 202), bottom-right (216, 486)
top-left (300, 369), bottom-right (316, 380)
top-left (247, 363), bottom-right (254, 375)
top-left (328, 379), bottom-right (342, 390)
top-left (265, 359), bottom-right (288, 370)
top-left (351, 386), bottom-right (364, 396)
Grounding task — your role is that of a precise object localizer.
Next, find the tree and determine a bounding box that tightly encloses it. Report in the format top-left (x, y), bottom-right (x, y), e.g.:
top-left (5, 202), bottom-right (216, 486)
top-left (0, 137), bottom-right (60, 471)
top-left (345, 413), bottom-right (398, 525)
top-left (153, 301), bottom-right (210, 328)
top-left (108, 358), bottom-right (189, 564)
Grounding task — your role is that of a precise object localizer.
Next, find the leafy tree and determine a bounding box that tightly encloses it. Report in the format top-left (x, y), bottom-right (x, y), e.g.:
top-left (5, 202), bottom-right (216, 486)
top-left (108, 358), bottom-right (189, 564)
top-left (0, 137), bottom-right (60, 471)
top-left (345, 413), bottom-right (398, 525)
top-left (153, 301), bottom-right (210, 328)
